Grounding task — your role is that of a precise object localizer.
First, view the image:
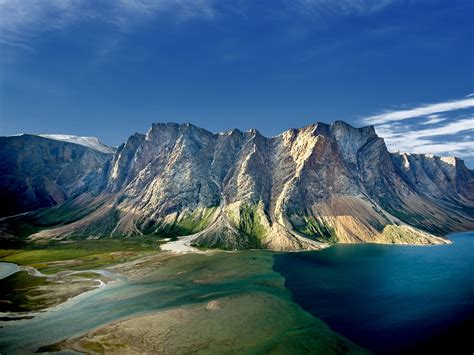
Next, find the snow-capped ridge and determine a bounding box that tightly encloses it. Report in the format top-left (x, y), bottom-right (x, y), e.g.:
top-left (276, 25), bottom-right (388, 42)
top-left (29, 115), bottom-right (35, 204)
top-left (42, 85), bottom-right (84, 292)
top-left (38, 134), bottom-right (115, 154)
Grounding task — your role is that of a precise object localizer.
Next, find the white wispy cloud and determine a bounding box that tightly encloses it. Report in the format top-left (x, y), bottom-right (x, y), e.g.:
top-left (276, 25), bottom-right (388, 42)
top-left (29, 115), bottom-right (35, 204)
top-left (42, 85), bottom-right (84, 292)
top-left (408, 141), bottom-right (474, 156)
top-left (367, 119), bottom-right (474, 156)
top-left (0, 0), bottom-right (398, 47)
top-left (377, 118), bottom-right (474, 144)
top-left (360, 95), bottom-right (474, 164)
top-left (421, 114), bottom-right (446, 125)
top-left (362, 97), bottom-right (474, 125)
top-left (0, 0), bottom-right (216, 46)
top-left (292, 0), bottom-right (396, 16)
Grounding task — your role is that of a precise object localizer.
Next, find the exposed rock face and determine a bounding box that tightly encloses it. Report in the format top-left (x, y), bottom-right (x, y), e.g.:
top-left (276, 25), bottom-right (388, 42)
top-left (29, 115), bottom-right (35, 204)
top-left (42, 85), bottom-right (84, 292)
top-left (2, 122), bottom-right (473, 250)
top-left (0, 135), bottom-right (112, 217)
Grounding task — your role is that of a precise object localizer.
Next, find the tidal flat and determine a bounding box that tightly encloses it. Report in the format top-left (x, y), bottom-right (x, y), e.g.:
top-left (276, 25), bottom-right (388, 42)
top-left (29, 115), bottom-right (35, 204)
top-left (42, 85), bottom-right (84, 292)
top-left (0, 246), bottom-right (365, 354)
top-left (0, 239), bottom-right (160, 314)
top-left (1, 233), bottom-right (473, 354)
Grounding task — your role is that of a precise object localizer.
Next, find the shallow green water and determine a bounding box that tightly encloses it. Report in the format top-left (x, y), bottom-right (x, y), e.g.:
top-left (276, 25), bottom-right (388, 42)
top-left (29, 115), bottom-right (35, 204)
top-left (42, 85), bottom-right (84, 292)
top-left (0, 252), bottom-right (298, 353)
top-left (2, 233), bottom-right (472, 354)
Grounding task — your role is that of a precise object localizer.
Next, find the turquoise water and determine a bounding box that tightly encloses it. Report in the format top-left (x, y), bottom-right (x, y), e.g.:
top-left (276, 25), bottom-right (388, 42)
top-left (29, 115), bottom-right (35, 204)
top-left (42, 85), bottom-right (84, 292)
top-left (0, 252), bottom-right (287, 353)
top-left (2, 233), bottom-right (473, 353)
top-left (0, 262), bottom-right (19, 279)
top-left (273, 232), bottom-right (474, 354)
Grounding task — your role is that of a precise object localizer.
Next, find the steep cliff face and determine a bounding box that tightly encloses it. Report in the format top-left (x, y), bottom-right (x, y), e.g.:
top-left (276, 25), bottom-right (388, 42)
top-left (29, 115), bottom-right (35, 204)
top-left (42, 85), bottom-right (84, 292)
top-left (392, 153), bottom-right (474, 202)
top-left (0, 135), bottom-right (112, 217)
top-left (2, 122), bottom-right (473, 250)
top-left (386, 153), bottom-right (474, 234)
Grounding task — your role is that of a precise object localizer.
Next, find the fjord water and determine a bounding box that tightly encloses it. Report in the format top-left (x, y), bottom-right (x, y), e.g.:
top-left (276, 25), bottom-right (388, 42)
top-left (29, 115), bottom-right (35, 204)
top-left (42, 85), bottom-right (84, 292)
top-left (1, 233), bottom-right (472, 353)
top-left (273, 232), bottom-right (474, 354)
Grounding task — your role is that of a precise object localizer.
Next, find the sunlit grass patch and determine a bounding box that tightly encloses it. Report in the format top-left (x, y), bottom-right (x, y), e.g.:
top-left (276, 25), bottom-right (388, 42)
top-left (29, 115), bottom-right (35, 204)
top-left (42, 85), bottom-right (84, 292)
top-left (0, 238), bottom-right (162, 273)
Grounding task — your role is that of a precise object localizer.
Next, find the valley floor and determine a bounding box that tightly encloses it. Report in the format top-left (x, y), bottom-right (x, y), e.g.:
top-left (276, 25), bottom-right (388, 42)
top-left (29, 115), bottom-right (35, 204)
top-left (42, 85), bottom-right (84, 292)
top-left (0, 242), bottom-right (366, 354)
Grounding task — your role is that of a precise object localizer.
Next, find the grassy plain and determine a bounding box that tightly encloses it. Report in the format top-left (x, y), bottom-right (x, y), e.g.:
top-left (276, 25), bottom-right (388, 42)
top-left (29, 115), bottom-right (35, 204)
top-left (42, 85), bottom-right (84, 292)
top-left (0, 238), bottom-right (163, 274)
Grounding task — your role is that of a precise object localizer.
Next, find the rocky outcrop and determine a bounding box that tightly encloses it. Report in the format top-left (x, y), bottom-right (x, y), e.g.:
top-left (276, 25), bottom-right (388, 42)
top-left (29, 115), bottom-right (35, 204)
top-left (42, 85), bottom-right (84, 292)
top-left (0, 135), bottom-right (112, 217)
top-left (2, 122), bottom-right (473, 250)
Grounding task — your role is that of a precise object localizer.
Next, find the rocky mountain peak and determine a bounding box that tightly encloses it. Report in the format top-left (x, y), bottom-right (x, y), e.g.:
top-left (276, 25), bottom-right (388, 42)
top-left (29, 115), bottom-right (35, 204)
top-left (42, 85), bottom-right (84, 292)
top-left (2, 121), bottom-right (473, 251)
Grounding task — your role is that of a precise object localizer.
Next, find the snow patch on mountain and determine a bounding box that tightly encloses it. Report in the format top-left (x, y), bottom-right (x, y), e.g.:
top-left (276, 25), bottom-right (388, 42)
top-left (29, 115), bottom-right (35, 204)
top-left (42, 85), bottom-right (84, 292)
top-left (39, 134), bottom-right (115, 154)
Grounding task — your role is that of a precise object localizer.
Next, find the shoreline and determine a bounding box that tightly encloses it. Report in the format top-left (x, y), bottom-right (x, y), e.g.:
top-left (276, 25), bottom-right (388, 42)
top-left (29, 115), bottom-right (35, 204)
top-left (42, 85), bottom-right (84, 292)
top-left (160, 234), bottom-right (201, 253)
top-left (0, 263), bottom-right (126, 317)
top-left (159, 227), bottom-right (454, 255)
top-left (0, 229), bottom-right (459, 318)
top-left (1, 231), bottom-right (468, 353)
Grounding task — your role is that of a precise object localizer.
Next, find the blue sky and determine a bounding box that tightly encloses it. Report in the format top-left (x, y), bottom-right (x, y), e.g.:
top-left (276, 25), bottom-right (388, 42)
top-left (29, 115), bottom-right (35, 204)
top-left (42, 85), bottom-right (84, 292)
top-left (0, 0), bottom-right (473, 166)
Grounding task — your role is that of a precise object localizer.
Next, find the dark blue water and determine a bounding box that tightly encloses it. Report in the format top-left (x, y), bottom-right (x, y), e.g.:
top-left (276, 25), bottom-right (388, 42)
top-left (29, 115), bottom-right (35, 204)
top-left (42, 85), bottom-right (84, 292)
top-left (274, 232), bottom-right (474, 354)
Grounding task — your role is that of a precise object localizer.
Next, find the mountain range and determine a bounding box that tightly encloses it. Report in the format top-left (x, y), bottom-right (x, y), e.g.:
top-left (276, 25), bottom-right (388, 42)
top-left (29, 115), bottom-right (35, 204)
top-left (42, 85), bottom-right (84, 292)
top-left (1, 121), bottom-right (473, 250)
